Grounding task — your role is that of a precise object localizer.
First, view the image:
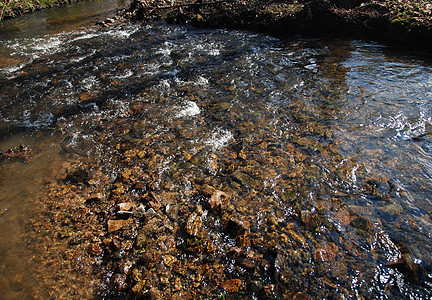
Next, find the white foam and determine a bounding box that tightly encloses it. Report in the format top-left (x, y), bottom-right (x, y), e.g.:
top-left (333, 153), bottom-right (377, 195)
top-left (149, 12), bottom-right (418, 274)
top-left (174, 100), bottom-right (201, 118)
top-left (205, 128), bottom-right (234, 150)
top-left (194, 75), bottom-right (209, 86)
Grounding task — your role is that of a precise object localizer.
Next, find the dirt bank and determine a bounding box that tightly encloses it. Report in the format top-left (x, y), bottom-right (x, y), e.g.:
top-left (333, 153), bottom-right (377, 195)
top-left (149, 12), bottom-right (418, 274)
top-left (125, 0), bottom-right (432, 53)
top-left (0, 0), bottom-right (81, 21)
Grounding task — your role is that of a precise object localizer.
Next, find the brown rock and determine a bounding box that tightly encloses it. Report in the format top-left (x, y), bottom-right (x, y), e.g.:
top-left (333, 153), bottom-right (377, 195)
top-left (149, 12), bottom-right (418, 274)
top-left (334, 209), bottom-right (351, 226)
top-left (314, 243), bottom-right (339, 262)
top-left (143, 192), bottom-right (162, 211)
top-left (88, 243), bottom-right (103, 256)
top-left (163, 255), bottom-right (176, 267)
top-left (79, 91), bottom-right (94, 102)
top-left (235, 233), bottom-right (251, 247)
top-left (111, 273), bottom-right (128, 292)
top-left (301, 210), bottom-right (322, 230)
top-left (118, 202), bottom-right (135, 211)
top-left (186, 207), bottom-right (203, 237)
top-left (107, 219), bottom-right (130, 233)
top-left (209, 190), bottom-right (231, 210)
top-left (221, 278), bottom-right (242, 293)
top-left (132, 280), bottom-right (146, 295)
top-left (146, 287), bottom-right (162, 300)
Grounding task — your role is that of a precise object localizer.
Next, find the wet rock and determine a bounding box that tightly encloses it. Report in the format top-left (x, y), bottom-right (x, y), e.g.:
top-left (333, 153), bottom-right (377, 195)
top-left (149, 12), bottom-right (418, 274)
top-left (118, 202), bottom-right (135, 211)
top-left (146, 287), bottom-right (162, 300)
top-left (131, 280), bottom-right (146, 295)
top-left (314, 243), bottom-right (339, 262)
top-left (88, 243), bottom-right (103, 256)
top-left (208, 189), bottom-right (231, 210)
top-left (232, 171), bottom-right (255, 188)
top-left (163, 255), bottom-right (176, 268)
top-left (268, 216), bottom-right (278, 226)
top-left (224, 216), bottom-right (247, 238)
top-left (301, 210), bottom-right (322, 230)
top-left (386, 253), bottom-right (429, 284)
top-left (85, 193), bottom-right (103, 205)
top-left (379, 203), bottom-right (403, 215)
top-left (144, 208), bottom-right (158, 219)
top-left (111, 273), bottom-right (128, 292)
top-left (117, 210), bottom-right (134, 218)
top-left (333, 209), bottom-right (352, 226)
top-left (133, 204), bottom-right (146, 218)
top-left (107, 219), bottom-right (131, 233)
top-left (79, 91), bottom-right (95, 102)
top-left (285, 229), bottom-right (306, 245)
top-left (365, 178), bottom-right (392, 201)
top-left (331, 260), bottom-right (347, 278)
top-left (138, 252), bottom-right (153, 265)
top-left (144, 192), bottom-right (162, 211)
top-left (221, 278), bottom-right (242, 293)
top-left (64, 168), bottom-right (90, 185)
top-left (186, 206), bottom-right (204, 237)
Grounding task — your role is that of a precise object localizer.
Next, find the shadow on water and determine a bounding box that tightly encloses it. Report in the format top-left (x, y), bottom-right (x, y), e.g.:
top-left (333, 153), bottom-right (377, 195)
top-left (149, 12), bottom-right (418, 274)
top-left (0, 3), bottom-right (432, 298)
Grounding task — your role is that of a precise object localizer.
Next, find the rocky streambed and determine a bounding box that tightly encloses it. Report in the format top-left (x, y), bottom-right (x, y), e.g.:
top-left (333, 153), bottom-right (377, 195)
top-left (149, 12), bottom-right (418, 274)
top-left (1, 2), bottom-right (432, 299)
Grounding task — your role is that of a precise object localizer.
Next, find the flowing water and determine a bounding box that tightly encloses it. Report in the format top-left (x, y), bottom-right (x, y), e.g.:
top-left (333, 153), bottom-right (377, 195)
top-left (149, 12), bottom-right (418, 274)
top-left (0, 2), bottom-right (432, 298)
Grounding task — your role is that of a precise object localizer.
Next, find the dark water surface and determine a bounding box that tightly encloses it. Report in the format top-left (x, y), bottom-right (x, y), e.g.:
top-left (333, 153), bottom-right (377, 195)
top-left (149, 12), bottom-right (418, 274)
top-left (0, 2), bottom-right (432, 298)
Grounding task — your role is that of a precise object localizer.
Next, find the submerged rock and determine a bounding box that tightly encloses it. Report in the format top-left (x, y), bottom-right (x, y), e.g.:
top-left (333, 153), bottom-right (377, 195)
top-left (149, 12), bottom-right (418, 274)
top-left (221, 278), bottom-right (242, 293)
top-left (111, 273), bottom-right (128, 292)
top-left (208, 189), bottom-right (231, 210)
top-left (185, 206), bottom-right (204, 237)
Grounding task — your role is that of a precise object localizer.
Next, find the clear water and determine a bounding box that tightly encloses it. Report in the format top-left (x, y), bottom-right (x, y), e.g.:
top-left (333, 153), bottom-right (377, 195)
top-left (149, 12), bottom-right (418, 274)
top-left (0, 3), bottom-right (432, 298)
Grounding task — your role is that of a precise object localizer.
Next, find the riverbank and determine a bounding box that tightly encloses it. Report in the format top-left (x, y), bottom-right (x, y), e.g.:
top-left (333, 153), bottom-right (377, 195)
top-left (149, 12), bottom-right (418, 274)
top-left (0, 0), bottom-right (79, 20)
top-left (126, 0), bottom-right (432, 52)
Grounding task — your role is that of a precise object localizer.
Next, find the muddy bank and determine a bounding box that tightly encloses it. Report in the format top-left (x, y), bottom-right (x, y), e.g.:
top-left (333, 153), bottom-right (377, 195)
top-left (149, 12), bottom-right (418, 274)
top-left (0, 0), bottom-right (80, 21)
top-left (126, 0), bottom-right (432, 53)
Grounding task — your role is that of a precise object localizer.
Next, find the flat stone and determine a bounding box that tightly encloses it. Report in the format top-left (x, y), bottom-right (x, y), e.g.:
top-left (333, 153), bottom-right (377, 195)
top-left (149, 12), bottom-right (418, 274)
top-left (107, 219), bottom-right (130, 233)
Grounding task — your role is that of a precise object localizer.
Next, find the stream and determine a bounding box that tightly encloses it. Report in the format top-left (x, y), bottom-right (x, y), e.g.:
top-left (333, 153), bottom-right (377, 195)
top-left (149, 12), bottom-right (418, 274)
top-left (0, 1), bottom-right (432, 298)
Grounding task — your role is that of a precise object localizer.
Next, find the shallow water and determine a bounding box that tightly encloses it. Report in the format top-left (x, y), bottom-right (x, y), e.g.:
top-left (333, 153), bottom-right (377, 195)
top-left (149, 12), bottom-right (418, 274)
top-left (0, 3), bottom-right (432, 298)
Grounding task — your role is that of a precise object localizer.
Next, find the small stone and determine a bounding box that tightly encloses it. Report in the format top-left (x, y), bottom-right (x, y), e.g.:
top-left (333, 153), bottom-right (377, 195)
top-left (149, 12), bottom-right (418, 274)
top-left (186, 207), bottom-right (204, 237)
top-left (173, 277), bottom-right (182, 291)
top-left (209, 190), bottom-right (231, 210)
top-left (380, 203), bottom-right (403, 215)
top-left (301, 210), bottom-right (322, 230)
top-left (221, 278), bottom-right (242, 293)
top-left (107, 219), bottom-right (130, 233)
top-left (314, 243), bottom-right (339, 262)
top-left (146, 287), bottom-right (162, 300)
top-left (144, 208), bottom-right (157, 219)
top-left (131, 268), bottom-right (142, 282)
top-left (249, 280), bottom-right (263, 294)
top-left (111, 273), bottom-right (128, 292)
top-left (133, 205), bottom-right (146, 218)
top-left (235, 234), bottom-right (251, 247)
top-left (132, 280), bottom-right (146, 295)
top-left (118, 202), bottom-right (135, 211)
top-left (163, 255), bottom-right (176, 267)
top-left (88, 243), bottom-right (103, 256)
top-left (268, 216), bottom-right (278, 226)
